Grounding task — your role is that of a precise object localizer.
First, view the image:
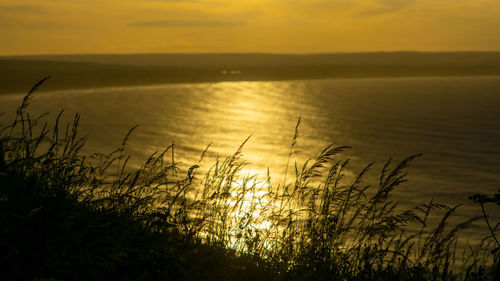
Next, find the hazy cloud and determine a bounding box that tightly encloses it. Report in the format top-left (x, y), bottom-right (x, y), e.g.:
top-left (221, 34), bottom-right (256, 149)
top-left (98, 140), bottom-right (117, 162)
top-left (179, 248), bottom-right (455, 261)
top-left (363, 0), bottom-right (417, 15)
top-left (133, 0), bottom-right (200, 3)
top-left (129, 19), bottom-right (245, 27)
top-left (0, 4), bottom-right (45, 13)
top-left (377, 0), bottom-right (416, 9)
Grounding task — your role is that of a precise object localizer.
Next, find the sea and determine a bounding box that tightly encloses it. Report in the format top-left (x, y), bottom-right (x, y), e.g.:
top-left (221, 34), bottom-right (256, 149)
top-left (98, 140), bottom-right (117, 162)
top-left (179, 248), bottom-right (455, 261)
top-left (1, 75), bottom-right (500, 244)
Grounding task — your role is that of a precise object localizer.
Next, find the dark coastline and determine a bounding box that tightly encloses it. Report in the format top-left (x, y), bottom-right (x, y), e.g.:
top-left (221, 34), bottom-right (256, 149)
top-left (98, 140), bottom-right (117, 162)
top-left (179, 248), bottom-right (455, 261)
top-left (2, 52), bottom-right (500, 94)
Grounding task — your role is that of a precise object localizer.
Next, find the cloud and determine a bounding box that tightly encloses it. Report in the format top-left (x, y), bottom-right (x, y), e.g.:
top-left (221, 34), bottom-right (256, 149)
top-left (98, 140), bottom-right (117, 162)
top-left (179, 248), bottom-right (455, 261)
top-left (377, 0), bottom-right (415, 9)
top-left (0, 4), bottom-right (45, 13)
top-left (130, 0), bottom-right (200, 3)
top-left (363, 0), bottom-right (417, 15)
top-left (129, 19), bottom-right (245, 27)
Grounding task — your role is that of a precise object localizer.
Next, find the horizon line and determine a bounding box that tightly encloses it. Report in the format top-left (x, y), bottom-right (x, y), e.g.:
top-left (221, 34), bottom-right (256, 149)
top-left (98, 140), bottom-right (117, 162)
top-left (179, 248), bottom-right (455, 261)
top-left (3, 50), bottom-right (500, 57)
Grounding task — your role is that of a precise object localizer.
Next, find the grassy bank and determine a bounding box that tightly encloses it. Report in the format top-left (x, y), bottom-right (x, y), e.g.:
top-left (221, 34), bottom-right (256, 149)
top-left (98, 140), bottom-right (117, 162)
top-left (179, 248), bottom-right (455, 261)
top-left (1, 78), bottom-right (499, 280)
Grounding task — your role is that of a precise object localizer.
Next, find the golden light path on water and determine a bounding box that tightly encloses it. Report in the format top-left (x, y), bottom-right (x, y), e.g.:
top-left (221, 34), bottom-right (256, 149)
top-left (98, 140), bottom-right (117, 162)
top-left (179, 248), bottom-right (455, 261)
top-left (137, 80), bottom-right (341, 186)
top-left (156, 81), bottom-right (356, 251)
top-left (123, 81), bottom-right (343, 252)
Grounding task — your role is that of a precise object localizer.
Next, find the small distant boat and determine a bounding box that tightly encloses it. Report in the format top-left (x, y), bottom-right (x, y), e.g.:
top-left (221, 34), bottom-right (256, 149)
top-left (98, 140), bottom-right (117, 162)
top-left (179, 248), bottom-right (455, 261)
top-left (221, 70), bottom-right (241, 75)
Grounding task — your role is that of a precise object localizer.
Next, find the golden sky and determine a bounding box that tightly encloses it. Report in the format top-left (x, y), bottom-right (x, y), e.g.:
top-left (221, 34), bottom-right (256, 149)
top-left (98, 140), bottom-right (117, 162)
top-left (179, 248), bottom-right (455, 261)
top-left (1, 0), bottom-right (500, 55)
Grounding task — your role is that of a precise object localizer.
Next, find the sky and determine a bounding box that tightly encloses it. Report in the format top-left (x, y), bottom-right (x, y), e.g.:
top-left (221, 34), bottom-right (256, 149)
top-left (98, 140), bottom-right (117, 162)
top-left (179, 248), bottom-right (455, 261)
top-left (1, 0), bottom-right (500, 55)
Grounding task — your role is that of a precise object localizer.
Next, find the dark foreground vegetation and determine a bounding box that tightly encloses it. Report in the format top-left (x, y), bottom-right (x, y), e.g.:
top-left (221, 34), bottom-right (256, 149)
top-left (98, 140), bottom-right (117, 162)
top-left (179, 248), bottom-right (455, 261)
top-left (1, 78), bottom-right (499, 280)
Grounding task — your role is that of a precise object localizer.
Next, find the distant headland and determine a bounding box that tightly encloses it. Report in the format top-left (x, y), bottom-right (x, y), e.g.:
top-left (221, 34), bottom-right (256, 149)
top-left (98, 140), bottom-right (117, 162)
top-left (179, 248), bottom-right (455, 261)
top-left (2, 52), bottom-right (500, 94)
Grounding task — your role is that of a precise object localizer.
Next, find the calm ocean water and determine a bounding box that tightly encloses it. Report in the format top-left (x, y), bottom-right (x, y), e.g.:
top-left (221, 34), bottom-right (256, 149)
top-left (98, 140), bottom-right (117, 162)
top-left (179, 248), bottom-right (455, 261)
top-left (2, 76), bottom-right (500, 241)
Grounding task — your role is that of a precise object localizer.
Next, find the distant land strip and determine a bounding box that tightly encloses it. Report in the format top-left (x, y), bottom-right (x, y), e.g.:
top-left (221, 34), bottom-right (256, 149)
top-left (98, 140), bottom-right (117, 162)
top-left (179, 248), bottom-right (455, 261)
top-left (2, 52), bottom-right (500, 94)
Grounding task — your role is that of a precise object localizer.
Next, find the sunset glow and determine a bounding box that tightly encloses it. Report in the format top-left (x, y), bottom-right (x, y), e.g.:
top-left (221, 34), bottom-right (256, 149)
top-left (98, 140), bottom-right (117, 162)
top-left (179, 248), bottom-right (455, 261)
top-left (2, 0), bottom-right (500, 279)
top-left (2, 0), bottom-right (500, 55)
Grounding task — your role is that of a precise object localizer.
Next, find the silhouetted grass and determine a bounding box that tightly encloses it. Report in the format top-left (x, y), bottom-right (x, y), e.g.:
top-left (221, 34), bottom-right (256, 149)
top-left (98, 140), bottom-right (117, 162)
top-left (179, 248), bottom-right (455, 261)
top-left (1, 78), bottom-right (498, 280)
